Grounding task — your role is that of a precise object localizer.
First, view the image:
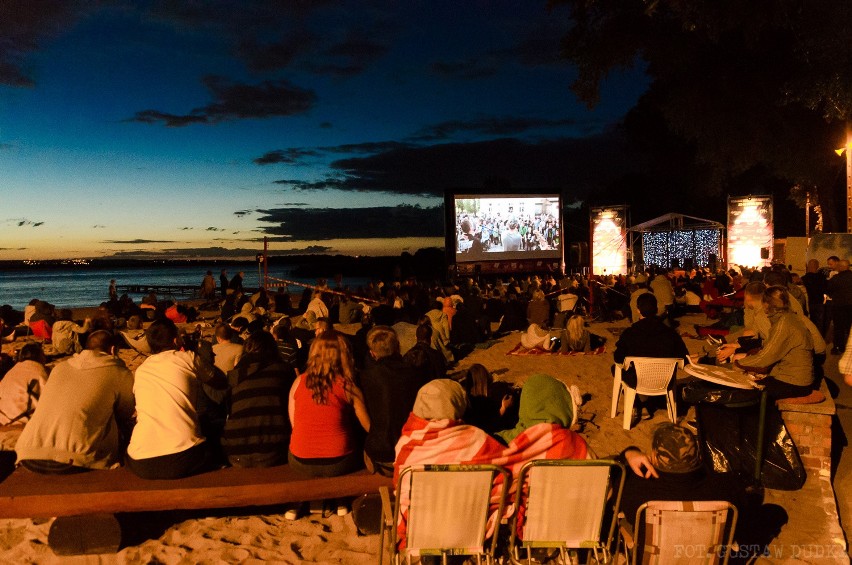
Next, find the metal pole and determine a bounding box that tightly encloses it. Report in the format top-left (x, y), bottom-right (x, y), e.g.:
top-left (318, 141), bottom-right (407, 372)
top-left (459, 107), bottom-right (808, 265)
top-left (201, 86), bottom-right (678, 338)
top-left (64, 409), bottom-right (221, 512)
top-left (847, 125), bottom-right (852, 233)
top-left (805, 192), bottom-right (810, 237)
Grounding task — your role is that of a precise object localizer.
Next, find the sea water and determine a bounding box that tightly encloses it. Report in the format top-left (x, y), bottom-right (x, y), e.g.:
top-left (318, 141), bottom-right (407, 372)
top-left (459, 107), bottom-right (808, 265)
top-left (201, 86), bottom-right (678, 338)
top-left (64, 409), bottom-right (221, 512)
top-left (0, 263), bottom-right (368, 310)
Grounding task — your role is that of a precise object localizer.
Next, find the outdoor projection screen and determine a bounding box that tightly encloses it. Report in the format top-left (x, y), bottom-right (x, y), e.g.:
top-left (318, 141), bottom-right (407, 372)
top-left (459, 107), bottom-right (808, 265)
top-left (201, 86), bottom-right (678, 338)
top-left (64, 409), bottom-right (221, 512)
top-left (452, 194), bottom-right (562, 263)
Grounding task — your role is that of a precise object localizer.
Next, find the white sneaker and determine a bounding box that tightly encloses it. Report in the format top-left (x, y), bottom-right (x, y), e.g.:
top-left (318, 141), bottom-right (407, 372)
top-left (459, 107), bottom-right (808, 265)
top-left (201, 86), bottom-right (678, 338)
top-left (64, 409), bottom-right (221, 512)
top-left (284, 505), bottom-right (300, 521)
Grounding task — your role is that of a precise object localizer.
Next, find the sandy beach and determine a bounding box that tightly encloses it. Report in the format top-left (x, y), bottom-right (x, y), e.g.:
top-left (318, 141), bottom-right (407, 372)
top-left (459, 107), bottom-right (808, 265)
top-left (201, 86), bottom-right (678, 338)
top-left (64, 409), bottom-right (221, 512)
top-left (0, 309), bottom-right (846, 563)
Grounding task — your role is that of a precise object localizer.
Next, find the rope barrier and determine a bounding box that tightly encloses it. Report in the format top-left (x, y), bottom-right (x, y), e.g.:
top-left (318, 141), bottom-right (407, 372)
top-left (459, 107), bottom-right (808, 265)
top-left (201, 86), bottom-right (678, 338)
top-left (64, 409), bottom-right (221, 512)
top-left (265, 275), bottom-right (381, 304)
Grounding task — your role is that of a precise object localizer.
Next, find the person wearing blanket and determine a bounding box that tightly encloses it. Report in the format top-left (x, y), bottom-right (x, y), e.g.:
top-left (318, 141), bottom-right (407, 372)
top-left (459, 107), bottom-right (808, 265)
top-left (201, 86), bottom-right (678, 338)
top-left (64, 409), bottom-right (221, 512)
top-left (392, 374), bottom-right (588, 550)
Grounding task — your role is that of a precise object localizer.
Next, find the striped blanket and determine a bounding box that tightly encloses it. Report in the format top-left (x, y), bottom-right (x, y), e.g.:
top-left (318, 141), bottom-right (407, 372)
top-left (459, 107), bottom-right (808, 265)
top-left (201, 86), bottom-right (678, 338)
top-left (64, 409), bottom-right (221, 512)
top-left (393, 414), bottom-right (588, 548)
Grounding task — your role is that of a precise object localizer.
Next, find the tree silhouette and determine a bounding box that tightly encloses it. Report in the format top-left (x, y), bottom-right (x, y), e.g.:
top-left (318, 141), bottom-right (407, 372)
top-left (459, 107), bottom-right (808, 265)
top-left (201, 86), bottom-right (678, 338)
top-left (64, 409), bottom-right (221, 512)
top-left (556, 0), bottom-right (852, 232)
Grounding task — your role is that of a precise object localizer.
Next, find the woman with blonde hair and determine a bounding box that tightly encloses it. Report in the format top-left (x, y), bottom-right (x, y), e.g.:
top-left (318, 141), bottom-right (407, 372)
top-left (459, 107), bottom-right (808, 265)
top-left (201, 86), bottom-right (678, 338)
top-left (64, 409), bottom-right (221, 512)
top-left (288, 330), bottom-right (370, 477)
top-left (562, 314), bottom-right (590, 353)
top-left (526, 288), bottom-right (551, 327)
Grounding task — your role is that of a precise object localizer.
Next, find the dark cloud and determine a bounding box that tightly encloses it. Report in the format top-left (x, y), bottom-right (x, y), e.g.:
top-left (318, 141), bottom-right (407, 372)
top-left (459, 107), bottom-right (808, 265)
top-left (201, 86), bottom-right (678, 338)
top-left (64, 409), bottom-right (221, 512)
top-left (128, 110), bottom-right (208, 128)
top-left (205, 226), bottom-right (224, 231)
top-left (0, 1), bottom-right (85, 87)
top-left (272, 178), bottom-right (347, 191)
top-left (253, 148), bottom-right (320, 165)
top-left (128, 76), bottom-right (317, 127)
top-left (311, 135), bottom-right (634, 196)
top-left (430, 59), bottom-right (499, 80)
top-left (322, 141), bottom-right (411, 154)
top-left (102, 239), bottom-right (175, 244)
top-left (255, 204), bottom-right (443, 240)
top-left (410, 117), bottom-right (580, 141)
top-left (179, 226), bottom-right (193, 230)
top-left (92, 224), bottom-right (106, 228)
top-left (238, 30), bottom-right (318, 72)
top-left (233, 210), bottom-right (252, 217)
top-left (13, 218), bottom-right (43, 227)
top-left (103, 246), bottom-right (261, 259)
top-left (308, 36), bottom-right (390, 76)
top-left (319, 121), bottom-right (333, 129)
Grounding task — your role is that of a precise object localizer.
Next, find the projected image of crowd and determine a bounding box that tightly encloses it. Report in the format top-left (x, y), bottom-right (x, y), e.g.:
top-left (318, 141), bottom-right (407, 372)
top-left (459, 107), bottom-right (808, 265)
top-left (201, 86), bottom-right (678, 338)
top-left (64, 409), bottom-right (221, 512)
top-left (456, 213), bottom-right (559, 255)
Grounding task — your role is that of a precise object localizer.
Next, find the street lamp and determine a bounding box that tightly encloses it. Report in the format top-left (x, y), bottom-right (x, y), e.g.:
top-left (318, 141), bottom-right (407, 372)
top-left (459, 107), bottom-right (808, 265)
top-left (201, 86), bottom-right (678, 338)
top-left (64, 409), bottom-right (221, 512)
top-left (837, 124), bottom-right (852, 233)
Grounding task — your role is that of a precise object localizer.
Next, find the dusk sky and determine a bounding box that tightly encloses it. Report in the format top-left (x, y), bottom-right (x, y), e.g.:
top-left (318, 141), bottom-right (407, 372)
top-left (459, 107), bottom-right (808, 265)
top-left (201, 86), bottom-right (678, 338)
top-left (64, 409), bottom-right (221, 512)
top-left (0, 1), bottom-right (647, 261)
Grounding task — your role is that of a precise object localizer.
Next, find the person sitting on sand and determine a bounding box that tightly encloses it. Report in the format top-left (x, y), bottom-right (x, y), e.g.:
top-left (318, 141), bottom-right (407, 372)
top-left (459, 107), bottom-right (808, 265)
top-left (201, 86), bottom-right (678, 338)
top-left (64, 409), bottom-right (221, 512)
top-left (0, 343), bottom-right (49, 426)
top-left (51, 308), bottom-right (91, 355)
top-left (126, 319), bottom-right (227, 480)
top-left (288, 330), bottom-right (370, 477)
top-left (459, 363), bottom-right (518, 436)
top-left (222, 331), bottom-right (296, 468)
top-left (401, 322), bottom-right (446, 388)
top-left (560, 314), bottom-right (590, 353)
top-left (360, 326), bottom-right (420, 476)
top-left (15, 331), bottom-right (135, 473)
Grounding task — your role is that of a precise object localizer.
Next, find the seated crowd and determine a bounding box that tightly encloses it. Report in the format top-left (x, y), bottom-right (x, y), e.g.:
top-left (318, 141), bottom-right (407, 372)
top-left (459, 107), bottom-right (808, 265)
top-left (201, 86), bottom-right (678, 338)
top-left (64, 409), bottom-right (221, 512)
top-left (0, 262), bottom-right (835, 558)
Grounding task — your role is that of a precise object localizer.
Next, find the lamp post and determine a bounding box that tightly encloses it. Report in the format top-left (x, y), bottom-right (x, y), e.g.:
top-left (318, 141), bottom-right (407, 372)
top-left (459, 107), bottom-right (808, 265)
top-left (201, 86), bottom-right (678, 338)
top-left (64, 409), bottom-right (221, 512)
top-left (838, 124), bottom-right (852, 233)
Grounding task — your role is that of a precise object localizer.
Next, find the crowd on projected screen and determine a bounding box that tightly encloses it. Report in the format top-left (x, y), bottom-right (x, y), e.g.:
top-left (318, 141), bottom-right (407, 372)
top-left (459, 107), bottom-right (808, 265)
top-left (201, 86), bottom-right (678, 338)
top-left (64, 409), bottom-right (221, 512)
top-left (456, 213), bottom-right (559, 256)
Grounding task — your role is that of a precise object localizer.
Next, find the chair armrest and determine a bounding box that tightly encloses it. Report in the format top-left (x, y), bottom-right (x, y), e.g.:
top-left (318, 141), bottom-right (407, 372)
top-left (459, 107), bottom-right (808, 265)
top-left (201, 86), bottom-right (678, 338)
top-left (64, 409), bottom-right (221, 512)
top-left (379, 486), bottom-right (394, 527)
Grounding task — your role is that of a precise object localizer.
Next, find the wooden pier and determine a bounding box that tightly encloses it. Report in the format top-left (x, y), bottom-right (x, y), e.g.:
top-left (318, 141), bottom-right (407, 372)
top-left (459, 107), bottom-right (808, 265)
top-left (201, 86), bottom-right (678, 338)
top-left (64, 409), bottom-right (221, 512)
top-left (117, 284), bottom-right (201, 299)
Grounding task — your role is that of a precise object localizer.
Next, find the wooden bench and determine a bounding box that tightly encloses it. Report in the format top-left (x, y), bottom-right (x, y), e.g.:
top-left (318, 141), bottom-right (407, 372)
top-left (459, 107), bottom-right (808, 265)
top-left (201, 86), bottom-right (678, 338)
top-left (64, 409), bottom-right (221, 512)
top-left (0, 463), bottom-right (392, 554)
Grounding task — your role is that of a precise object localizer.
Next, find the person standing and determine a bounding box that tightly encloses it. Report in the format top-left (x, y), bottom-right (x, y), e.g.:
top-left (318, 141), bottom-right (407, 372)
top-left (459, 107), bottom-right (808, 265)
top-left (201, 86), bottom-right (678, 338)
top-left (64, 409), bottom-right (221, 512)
top-left (501, 220), bottom-right (522, 251)
top-left (220, 270), bottom-right (229, 299)
top-left (801, 259), bottom-right (827, 332)
top-left (108, 279), bottom-right (118, 302)
top-left (200, 271), bottom-right (217, 300)
top-left (827, 259), bottom-right (852, 354)
top-left (229, 271), bottom-right (245, 295)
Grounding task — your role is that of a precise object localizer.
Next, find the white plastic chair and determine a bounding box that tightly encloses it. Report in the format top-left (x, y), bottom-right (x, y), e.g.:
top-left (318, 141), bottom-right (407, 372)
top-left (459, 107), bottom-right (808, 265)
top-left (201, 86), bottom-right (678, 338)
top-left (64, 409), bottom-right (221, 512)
top-left (508, 459), bottom-right (626, 565)
top-left (611, 357), bottom-right (684, 430)
top-left (618, 500), bottom-right (738, 565)
top-left (379, 464), bottom-right (511, 565)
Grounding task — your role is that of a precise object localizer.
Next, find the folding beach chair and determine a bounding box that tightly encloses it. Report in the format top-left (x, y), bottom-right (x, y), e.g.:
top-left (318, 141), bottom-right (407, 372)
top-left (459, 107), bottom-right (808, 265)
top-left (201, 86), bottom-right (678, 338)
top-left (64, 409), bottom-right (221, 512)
top-left (508, 459), bottom-right (626, 565)
top-left (611, 357), bottom-right (683, 430)
top-left (119, 330), bottom-right (151, 362)
top-left (379, 464), bottom-right (511, 565)
top-left (618, 500), bottom-right (738, 565)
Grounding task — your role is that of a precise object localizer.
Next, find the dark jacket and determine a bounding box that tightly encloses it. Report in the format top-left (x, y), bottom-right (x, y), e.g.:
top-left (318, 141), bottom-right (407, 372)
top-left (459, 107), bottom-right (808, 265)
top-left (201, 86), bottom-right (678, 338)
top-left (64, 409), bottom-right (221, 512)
top-left (827, 270), bottom-right (852, 306)
top-left (360, 353), bottom-right (420, 462)
top-left (402, 341), bottom-right (446, 388)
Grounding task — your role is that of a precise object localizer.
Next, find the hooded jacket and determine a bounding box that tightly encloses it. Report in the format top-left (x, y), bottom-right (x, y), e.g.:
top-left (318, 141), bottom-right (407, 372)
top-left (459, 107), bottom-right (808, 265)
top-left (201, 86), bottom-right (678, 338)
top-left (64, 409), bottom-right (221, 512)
top-left (15, 350), bottom-right (135, 469)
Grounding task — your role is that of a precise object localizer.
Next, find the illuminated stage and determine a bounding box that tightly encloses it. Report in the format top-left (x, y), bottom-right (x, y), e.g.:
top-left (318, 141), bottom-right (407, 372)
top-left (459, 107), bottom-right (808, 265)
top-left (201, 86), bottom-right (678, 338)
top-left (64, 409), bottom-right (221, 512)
top-left (629, 213), bottom-right (724, 270)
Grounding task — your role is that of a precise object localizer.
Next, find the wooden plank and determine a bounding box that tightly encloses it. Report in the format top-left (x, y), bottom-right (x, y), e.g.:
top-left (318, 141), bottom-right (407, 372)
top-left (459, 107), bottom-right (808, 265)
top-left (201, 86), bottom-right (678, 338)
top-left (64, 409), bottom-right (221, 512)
top-left (0, 466), bottom-right (392, 518)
